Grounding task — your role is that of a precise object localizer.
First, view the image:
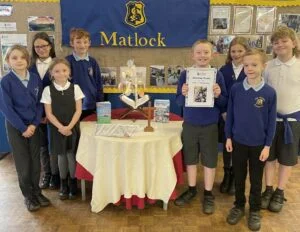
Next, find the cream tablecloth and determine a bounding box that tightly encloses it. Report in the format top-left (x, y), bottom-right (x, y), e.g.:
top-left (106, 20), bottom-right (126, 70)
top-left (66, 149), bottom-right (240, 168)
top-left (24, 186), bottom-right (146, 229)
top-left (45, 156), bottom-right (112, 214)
top-left (76, 120), bottom-right (183, 213)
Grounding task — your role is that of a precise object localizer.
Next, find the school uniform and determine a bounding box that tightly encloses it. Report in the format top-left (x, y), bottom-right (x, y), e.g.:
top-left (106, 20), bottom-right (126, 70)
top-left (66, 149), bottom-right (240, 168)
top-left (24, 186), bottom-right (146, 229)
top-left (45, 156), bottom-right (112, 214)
top-left (219, 63), bottom-right (246, 167)
top-left (29, 58), bottom-right (60, 188)
top-left (220, 62), bottom-right (246, 95)
top-left (29, 58), bottom-right (52, 89)
top-left (66, 53), bottom-right (103, 118)
top-left (176, 69), bottom-right (228, 168)
top-left (225, 79), bottom-right (277, 211)
top-left (0, 70), bottom-right (43, 198)
top-left (264, 56), bottom-right (300, 166)
top-left (41, 81), bottom-right (84, 155)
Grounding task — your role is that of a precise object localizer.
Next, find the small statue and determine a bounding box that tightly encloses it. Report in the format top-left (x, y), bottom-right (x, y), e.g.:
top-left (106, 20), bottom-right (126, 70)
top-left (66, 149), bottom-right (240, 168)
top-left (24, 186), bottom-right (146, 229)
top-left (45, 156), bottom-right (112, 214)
top-left (118, 59), bottom-right (150, 119)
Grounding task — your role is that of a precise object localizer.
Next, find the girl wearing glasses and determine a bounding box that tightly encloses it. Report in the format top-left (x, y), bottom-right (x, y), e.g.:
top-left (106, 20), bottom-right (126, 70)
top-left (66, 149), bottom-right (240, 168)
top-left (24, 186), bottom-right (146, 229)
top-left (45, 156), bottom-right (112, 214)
top-left (29, 32), bottom-right (60, 191)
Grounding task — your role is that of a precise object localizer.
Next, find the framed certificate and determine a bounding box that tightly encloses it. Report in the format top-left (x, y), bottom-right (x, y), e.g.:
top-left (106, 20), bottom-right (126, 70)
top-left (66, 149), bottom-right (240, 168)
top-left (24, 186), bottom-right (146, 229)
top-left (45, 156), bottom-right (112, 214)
top-left (233, 6), bottom-right (253, 34)
top-left (210, 6), bottom-right (231, 34)
top-left (256, 7), bottom-right (276, 34)
top-left (185, 68), bottom-right (216, 108)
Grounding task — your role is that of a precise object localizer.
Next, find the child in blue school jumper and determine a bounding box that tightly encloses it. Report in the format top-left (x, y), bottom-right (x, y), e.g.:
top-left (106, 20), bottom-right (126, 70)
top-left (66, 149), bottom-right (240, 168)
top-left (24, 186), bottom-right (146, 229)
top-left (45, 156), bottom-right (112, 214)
top-left (29, 32), bottom-right (60, 190)
top-left (218, 37), bottom-right (249, 195)
top-left (41, 58), bottom-right (84, 200)
top-left (0, 45), bottom-right (50, 211)
top-left (66, 28), bottom-right (103, 120)
top-left (225, 49), bottom-right (277, 231)
top-left (175, 40), bottom-right (228, 214)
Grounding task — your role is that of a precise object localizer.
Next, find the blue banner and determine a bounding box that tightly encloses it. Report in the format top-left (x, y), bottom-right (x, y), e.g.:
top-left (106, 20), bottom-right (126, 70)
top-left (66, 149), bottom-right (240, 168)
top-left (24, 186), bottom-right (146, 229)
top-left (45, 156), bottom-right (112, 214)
top-left (60, 0), bottom-right (209, 48)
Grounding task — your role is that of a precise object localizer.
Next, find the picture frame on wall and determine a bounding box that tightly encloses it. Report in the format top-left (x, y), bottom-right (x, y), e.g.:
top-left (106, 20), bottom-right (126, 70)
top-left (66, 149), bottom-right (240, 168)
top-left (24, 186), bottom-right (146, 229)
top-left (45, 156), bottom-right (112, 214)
top-left (208, 35), bottom-right (235, 54)
top-left (266, 35), bottom-right (273, 55)
top-left (256, 7), bottom-right (277, 34)
top-left (278, 14), bottom-right (300, 33)
top-left (210, 6), bottom-right (231, 34)
top-left (244, 35), bottom-right (264, 49)
top-left (101, 67), bottom-right (117, 86)
top-left (233, 6), bottom-right (253, 34)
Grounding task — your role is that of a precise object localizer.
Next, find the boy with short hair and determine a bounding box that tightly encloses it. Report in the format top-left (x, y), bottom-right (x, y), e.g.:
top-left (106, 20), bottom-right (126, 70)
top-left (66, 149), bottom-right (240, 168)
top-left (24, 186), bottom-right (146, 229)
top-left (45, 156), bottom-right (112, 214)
top-left (175, 40), bottom-right (227, 214)
top-left (66, 28), bottom-right (103, 119)
top-left (225, 48), bottom-right (276, 231)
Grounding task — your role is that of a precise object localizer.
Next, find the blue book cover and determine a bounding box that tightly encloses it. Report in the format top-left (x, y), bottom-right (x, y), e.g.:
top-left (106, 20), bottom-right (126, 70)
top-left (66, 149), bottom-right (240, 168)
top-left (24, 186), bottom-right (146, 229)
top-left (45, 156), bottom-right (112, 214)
top-left (96, 102), bottom-right (111, 124)
top-left (154, 99), bottom-right (170, 123)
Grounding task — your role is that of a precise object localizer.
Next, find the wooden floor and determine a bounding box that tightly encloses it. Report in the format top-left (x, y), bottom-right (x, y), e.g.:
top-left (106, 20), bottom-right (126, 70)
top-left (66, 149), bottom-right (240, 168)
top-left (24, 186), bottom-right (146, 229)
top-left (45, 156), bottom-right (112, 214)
top-left (1, 154), bottom-right (300, 232)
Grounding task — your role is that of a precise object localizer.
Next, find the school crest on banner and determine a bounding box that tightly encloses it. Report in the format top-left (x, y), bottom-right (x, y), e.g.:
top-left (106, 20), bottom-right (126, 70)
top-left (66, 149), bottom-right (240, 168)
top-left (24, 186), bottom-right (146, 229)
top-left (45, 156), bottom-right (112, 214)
top-left (60, 0), bottom-right (209, 48)
top-left (125, 1), bottom-right (146, 28)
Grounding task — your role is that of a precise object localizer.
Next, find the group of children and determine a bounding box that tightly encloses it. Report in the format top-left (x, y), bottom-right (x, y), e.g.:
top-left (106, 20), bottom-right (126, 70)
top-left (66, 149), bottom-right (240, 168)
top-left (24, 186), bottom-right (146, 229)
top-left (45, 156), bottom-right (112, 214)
top-left (175, 26), bottom-right (300, 231)
top-left (0, 28), bottom-right (103, 211)
top-left (0, 23), bottom-right (299, 230)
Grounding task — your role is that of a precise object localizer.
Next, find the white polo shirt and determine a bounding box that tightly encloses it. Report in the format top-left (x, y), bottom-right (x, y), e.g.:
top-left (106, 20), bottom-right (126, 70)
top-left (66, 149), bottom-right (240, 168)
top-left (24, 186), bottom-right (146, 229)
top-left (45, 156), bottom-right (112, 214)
top-left (41, 81), bottom-right (85, 104)
top-left (232, 62), bottom-right (243, 80)
top-left (36, 57), bottom-right (52, 79)
top-left (264, 56), bottom-right (300, 116)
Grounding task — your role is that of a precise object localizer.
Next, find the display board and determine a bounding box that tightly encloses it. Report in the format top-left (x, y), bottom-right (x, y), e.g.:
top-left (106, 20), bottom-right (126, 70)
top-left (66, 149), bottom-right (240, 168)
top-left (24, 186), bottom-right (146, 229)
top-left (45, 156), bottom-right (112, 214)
top-left (0, 1), bottom-right (299, 91)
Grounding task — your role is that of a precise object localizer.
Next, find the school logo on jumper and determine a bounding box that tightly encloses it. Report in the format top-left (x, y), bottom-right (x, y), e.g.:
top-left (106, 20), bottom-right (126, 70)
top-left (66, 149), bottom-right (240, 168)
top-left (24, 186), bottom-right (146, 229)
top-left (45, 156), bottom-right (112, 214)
top-left (254, 97), bottom-right (265, 108)
top-left (34, 87), bottom-right (39, 97)
top-left (88, 67), bottom-right (93, 77)
top-left (125, 1), bottom-right (146, 28)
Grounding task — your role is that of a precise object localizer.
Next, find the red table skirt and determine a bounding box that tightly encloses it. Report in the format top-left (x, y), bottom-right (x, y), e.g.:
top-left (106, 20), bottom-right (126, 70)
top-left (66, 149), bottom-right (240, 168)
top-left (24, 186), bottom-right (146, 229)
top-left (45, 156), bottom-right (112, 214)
top-left (75, 150), bottom-right (184, 209)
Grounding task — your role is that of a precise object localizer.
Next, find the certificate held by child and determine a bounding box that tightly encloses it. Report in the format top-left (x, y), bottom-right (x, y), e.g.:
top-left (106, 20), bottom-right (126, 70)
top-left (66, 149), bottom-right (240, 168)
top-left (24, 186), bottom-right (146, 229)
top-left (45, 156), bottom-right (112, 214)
top-left (185, 68), bottom-right (217, 107)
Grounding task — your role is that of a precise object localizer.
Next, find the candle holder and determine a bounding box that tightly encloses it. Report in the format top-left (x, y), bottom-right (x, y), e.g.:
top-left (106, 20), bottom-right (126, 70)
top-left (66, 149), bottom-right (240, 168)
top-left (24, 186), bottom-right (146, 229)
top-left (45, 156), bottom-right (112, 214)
top-left (144, 101), bottom-right (154, 132)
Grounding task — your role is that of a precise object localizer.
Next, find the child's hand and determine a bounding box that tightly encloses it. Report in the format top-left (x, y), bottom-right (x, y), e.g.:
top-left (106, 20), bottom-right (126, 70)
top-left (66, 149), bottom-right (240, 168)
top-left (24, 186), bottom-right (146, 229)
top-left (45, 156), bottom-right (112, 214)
top-left (259, 146), bottom-right (270, 162)
top-left (213, 83), bottom-right (221, 98)
top-left (226, 138), bottom-right (233, 152)
top-left (182, 84), bottom-right (188, 96)
top-left (59, 126), bottom-right (72, 136)
top-left (22, 126), bottom-right (35, 138)
top-left (28, 125), bottom-right (36, 134)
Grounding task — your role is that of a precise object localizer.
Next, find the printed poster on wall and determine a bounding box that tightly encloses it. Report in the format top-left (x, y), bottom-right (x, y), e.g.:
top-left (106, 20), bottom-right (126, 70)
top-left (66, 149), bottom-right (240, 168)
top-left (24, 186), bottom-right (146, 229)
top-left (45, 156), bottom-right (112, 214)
top-left (0, 34), bottom-right (27, 72)
top-left (210, 6), bottom-right (231, 34)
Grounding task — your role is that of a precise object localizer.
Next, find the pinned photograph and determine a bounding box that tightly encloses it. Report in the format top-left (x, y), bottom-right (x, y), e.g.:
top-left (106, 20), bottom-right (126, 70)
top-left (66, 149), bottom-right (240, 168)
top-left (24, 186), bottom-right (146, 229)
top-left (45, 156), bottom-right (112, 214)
top-left (266, 35), bottom-right (273, 55)
top-left (28, 16), bottom-right (55, 32)
top-left (278, 14), bottom-right (300, 33)
top-left (150, 65), bottom-right (165, 86)
top-left (0, 4), bottom-right (13, 16)
top-left (210, 6), bottom-right (231, 34)
top-left (166, 65), bottom-right (184, 86)
top-left (101, 67), bottom-right (117, 86)
top-left (244, 35), bottom-right (264, 49)
top-left (208, 35), bottom-right (235, 54)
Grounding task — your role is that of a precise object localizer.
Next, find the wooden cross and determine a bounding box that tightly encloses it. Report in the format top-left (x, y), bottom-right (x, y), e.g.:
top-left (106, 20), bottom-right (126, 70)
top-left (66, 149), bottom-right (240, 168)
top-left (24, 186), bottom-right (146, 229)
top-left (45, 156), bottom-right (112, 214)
top-left (143, 101), bottom-right (154, 132)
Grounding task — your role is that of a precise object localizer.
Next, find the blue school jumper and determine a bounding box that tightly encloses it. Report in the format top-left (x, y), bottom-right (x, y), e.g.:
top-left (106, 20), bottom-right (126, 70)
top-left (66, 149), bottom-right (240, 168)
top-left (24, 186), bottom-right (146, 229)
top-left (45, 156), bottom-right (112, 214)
top-left (0, 71), bottom-right (43, 199)
top-left (29, 64), bottom-right (52, 89)
top-left (66, 54), bottom-right (103, 110)
top-left (219, 62), bottom-right (246, 94)
top-left (0, 71), bottom-right (43, 133)
top-left (176, 70), bottom-right (228, 126)
top-left (225, 80), bottom-right (277, 146)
